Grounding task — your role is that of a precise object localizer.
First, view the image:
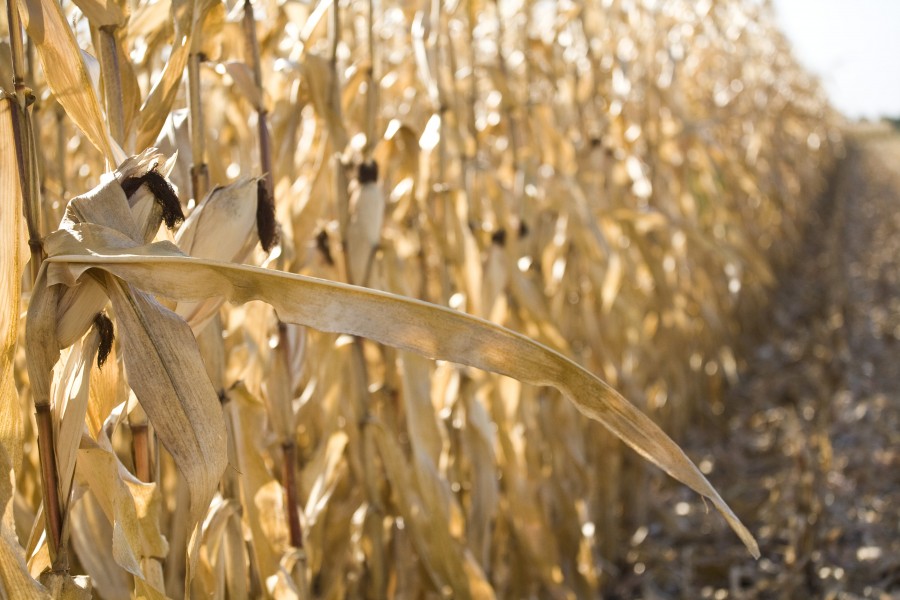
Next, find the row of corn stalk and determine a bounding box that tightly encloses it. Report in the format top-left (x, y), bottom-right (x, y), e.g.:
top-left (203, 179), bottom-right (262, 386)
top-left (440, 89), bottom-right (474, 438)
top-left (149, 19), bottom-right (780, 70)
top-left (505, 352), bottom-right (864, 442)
top-left (1, 0), bottom-right (835, 597)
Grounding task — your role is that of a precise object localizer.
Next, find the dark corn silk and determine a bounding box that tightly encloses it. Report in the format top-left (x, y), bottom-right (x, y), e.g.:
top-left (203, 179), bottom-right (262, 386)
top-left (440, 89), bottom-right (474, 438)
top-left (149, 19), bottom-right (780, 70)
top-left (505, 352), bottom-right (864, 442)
top-left (121, 169), bottom-right (185, 229)
top-left (316, 229), bottom-right (335, 266)
top-left (358, 160), bottom-right (378, 184)
top-left (255, 178), bottom-right (278, 252)
top-left (94, 312), bottom-right (114, 368)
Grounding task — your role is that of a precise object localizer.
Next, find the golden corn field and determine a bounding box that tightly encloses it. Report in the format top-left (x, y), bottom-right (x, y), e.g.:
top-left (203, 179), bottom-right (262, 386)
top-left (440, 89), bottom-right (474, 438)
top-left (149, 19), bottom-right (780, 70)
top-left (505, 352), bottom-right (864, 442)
top-left (1, 0), bottom-right (846, 597)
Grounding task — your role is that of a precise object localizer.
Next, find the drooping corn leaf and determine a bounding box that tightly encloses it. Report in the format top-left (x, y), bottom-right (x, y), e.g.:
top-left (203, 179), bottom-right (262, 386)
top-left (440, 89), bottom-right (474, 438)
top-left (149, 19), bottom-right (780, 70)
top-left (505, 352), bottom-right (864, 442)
top-left (41, 224), bottom-right (759, 558)
top-left (15, 0), bottom-right (115, 162)
top-left (102, 275), bottom-right (227, 526)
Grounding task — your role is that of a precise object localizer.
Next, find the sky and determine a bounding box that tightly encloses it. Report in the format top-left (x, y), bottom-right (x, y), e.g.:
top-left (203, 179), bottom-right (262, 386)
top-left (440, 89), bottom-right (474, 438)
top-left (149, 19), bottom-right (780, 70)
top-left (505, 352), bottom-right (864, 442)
top-left (770, 0), bottom-right (900, 120)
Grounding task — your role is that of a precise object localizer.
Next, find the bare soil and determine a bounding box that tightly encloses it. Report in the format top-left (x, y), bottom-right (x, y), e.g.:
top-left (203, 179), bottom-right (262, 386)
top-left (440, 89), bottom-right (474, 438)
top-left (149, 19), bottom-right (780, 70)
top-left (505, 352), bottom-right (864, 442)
top-left (617, 125), bottom-right (900, 599)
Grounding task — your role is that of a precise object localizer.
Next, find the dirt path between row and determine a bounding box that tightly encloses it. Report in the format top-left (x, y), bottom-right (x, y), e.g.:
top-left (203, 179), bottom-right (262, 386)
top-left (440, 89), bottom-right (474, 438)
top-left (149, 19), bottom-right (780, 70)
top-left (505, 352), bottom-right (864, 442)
top-left (618, 126), bottom-right (900, 599)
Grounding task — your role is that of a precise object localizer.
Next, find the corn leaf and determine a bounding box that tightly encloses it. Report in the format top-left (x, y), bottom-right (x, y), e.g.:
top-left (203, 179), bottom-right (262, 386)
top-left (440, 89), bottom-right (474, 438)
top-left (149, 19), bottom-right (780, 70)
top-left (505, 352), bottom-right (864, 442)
top-left (51, 330), bottom-right (100, 512)
top-left (16, 0), bottom-right (115, 162)
top-left (102, 275), bottom-right (227, 526)
top-left (41, 226), bottom-right (760, 558)
top-left (74, 433), bottom-right (169, 583)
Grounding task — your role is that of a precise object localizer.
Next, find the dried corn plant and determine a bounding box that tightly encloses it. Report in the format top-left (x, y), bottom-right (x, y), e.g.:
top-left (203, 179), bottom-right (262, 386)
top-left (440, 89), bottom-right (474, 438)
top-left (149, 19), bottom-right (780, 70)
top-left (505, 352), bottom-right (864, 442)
top-left (1, 0), bottom-right (836, 597)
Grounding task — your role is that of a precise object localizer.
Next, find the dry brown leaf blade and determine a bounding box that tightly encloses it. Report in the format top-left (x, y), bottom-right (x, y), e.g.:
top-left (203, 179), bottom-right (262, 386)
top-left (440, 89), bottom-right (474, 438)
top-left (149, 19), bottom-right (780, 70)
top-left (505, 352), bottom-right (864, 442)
top-left (137, 0), bottom-right (221, 149)
top-left (43, 234), bottom-right (759, 557)
top-left (69, 0), bottom-right (126, 28)
top-left (0, 101), bottom-right (31, 596)
top-left (137, 40), bottom-right (190, 150)
top-left (51, 330), bottom-right (101, 512)
top-left (74, 441), bottom-right (152, 579)
top-left (369, 419), bottom-right (469, 596)
top-left (16, 0), bottom-right (115, 162)
top-left (0, 444), bottom-right (48, 599)
top-left (102, 275), bottom-right (227, 526)
top-left (68, 491), bottom-right (131, 599)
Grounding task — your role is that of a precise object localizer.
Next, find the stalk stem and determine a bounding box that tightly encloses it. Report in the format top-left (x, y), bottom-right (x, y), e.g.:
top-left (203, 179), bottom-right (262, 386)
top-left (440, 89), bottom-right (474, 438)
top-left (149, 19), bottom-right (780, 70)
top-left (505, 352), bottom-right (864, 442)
top-left (6, 0), bottom-right (26, 98)
top-left (242, 0), bottom-right (273, 195)
top-left (242, 0), bottom-right (277, 248)
top-left (187, 51), bottom-right (209, 203)
top-left (280, 441), bottom-right (303, 548)
top-left (97, 26), bottom-right (125, 148)
top-left (8, 5), bottom-right (59, 569)
top-left (131, 423), bottom-right (152, 483)
top-left (363, 0), bottom-right (377, 162)
top-left (50, 107), bottom-right (66, 232)
top-left (328, 0), bottom-right (352, 240)
top-left (274, 324), bottom-right (304, 550)
top-left (35, 404), bottom-right (66, 570)
top-left (6, 0), bottom-right (43, 284)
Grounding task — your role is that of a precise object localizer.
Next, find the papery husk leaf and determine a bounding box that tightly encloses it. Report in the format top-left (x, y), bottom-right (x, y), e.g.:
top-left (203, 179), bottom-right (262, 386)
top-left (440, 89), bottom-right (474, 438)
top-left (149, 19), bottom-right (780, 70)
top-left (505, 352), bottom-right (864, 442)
top-left (174, 177), bottom-right (260, 329)
top-left (41, 228), bottom-right (759, 558)
top-left (54, 149), bottom-right (169, 348)
top-left (86, 342), bottom-right (123, 439)
top-left (176, 178), bottom-right (259, 262)
top-left (346, 182), bottom-right (385, 284)
top-left (15, 0), bottom-right (115, 162)
top-left (51, 330), bottom-right (100, 511)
